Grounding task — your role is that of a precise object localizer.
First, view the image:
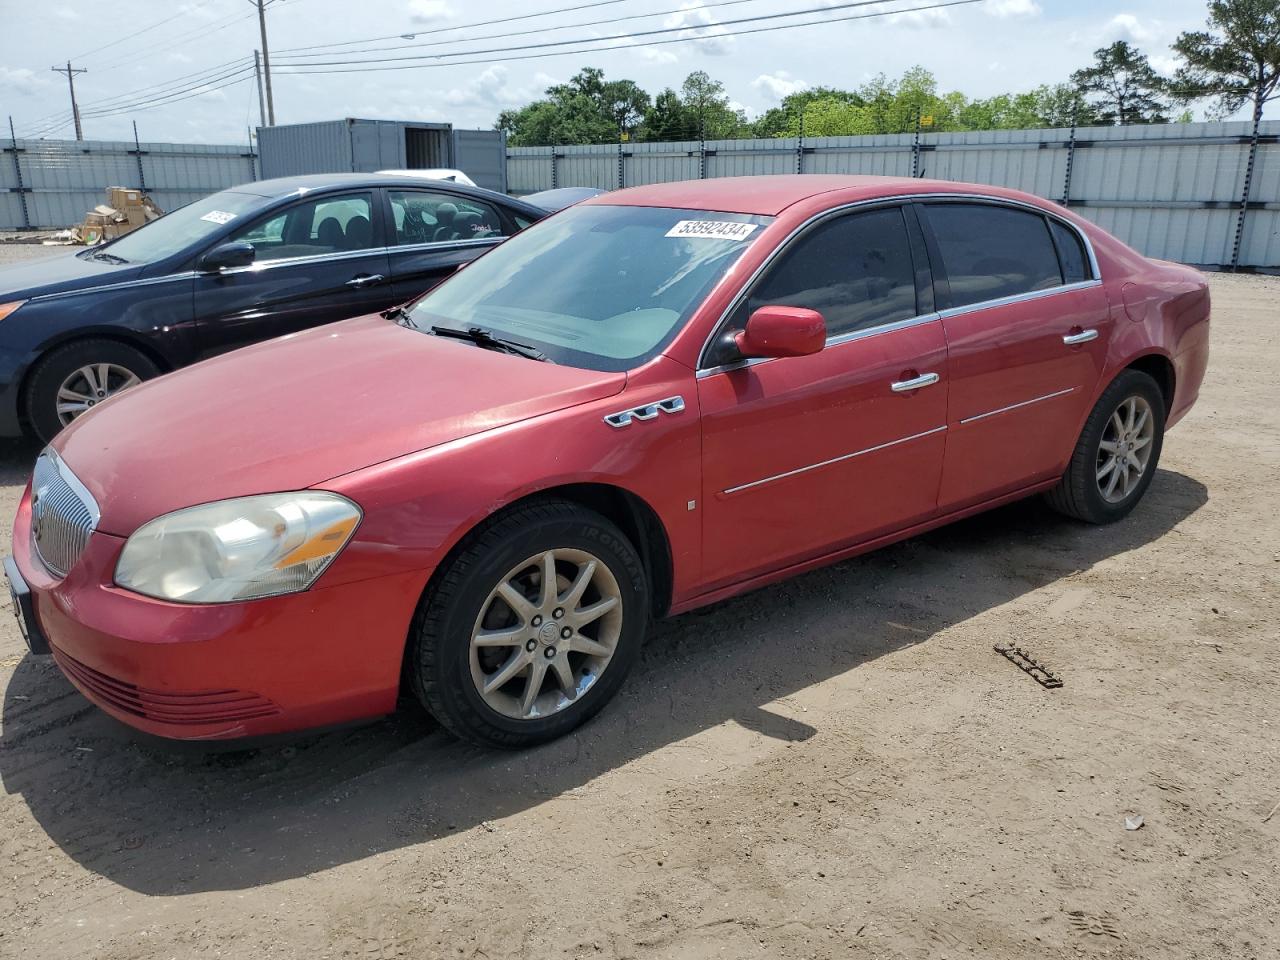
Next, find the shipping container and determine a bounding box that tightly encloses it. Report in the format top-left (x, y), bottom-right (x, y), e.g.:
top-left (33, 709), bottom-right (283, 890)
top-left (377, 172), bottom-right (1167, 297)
top-left (256, 119), bottom-right (507, 192)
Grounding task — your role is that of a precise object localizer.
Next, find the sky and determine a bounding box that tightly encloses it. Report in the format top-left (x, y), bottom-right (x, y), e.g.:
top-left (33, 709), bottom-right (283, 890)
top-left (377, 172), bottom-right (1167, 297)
top-left (0, 0), bottom-right (1226, 145)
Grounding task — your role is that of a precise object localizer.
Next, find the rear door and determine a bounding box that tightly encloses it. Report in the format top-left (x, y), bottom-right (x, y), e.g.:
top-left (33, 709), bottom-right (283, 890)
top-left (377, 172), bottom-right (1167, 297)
top-left (192, 190), bottom-right (393, 357)
top-left (917, 201), bottom-right (1113, 510)
top-left (383, 188), bottom-right (509, 302)
top-left (697, 204), bottom-right (949, 590)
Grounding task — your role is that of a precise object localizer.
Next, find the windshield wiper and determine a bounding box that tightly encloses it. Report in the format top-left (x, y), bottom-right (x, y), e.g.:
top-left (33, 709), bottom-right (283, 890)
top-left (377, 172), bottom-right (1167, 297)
top-left (429, 325), bottom-right (552, 363)
top-left (381, 304), bottom-right (419, 329)
top-left (89, 250), bottom-right (128, 264)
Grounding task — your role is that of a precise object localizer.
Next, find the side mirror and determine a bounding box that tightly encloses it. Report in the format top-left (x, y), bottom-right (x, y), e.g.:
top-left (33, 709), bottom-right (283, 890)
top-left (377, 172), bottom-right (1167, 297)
top-left (198, 241), bottom-right (256, 272)
top-left (734, 305), bottom-right (826, 359)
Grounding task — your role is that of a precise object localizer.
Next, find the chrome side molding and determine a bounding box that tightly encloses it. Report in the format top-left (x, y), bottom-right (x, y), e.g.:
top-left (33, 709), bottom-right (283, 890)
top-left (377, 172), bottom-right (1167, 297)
top-left (604, 396), bottom-right (685, 429)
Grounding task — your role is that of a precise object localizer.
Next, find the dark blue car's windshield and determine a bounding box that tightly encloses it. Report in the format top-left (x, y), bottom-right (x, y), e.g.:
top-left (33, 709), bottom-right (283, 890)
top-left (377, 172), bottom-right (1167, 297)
top-left (407, 204), bottom-right (773, 372)
top-left (102, 191), bottom-right (266, 264)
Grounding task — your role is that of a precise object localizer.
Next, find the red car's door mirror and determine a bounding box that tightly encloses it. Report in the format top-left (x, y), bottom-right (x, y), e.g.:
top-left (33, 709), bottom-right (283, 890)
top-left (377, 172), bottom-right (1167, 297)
top-left (734, 305), bottom-right (826, 359)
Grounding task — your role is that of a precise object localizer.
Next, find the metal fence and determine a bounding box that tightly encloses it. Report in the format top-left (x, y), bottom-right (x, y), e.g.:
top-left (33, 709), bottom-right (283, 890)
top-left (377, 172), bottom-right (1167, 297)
top-left (509, 120), bottom-right (1280, 269)
top-left (2, 137), bottom-right (258, 230)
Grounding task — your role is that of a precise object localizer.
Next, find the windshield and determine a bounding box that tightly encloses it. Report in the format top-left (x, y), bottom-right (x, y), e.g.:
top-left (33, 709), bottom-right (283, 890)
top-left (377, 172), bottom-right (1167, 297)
top-left (406, 204), bottom-right (773, 371)
top-left (100, 190), bottom-right (267, 264)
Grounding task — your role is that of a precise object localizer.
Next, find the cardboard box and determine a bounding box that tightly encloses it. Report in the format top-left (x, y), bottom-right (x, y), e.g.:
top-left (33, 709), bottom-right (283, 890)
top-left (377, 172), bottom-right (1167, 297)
top-left (108, 187), bottom-right (142, 210)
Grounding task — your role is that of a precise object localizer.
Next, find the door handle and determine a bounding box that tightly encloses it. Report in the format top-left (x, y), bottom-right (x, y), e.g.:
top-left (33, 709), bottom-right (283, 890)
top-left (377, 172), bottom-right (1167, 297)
top-left (1063, 328), bottom-right (1098, 345)
top-left (346, 274), bottom-right (385, 289)
top-left (890, 372), bottom-right (940, 393)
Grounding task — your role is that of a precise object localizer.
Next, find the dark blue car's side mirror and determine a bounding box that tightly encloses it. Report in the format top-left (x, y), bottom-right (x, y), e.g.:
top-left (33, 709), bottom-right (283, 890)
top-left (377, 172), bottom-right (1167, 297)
top-left (198, 241), bottom-right (256, 272)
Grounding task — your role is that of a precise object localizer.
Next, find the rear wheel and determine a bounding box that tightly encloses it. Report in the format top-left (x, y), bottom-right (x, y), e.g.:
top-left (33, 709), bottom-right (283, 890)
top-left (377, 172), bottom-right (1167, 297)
top-left (409, 499), bottom-right (648, 748)
top-left (25, 339), bottom-right (160, 442)
top-left (1045, 369), bottom-right (1165, 524)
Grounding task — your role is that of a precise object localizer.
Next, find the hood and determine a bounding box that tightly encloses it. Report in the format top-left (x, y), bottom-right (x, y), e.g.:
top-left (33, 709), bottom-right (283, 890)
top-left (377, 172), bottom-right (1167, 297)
top-left (0, 248), bottom-right (143, 300)
top-left (56, 314), bottom-right (627, 535)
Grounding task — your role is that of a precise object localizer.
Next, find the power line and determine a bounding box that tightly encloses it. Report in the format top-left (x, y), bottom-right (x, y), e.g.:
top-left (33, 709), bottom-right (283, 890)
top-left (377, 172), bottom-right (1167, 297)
top-left (70, 1), bottom-right (219, 64)
top-left (274, 0), bottom-right (978, 71)
top-left (279, 0), bottom-right (767, 60)
top-left (275, 0), bottom-right (636, 54)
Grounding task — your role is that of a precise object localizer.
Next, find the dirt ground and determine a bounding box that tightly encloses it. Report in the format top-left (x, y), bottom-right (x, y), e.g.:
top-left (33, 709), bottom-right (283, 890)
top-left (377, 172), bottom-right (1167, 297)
top-left (0, 242), bottom-right (1276, 960)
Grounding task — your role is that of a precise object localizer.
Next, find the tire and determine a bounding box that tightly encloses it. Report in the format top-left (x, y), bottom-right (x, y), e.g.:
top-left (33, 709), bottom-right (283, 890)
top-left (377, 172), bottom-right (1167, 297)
top-left (1045, 369), bottom-right (1166, 524)
top-left (408, 499), bottom-right (649, 749)
top-left (25, 339), bottom-right (160, 443)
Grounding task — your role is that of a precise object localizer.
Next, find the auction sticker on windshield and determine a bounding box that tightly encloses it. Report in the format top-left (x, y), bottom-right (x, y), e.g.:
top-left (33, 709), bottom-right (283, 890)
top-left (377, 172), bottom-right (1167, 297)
top-left (665, 220), bottom-right (759, 241)
top-left (200, 210), bottom-right (238, 225)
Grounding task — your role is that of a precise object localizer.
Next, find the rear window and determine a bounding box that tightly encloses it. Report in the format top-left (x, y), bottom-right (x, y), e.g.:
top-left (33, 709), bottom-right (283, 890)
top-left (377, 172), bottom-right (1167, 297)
top-left (924, 203), bottom-right (1063, 309)
top-left (1050, 219), bottom-right (1091, 284)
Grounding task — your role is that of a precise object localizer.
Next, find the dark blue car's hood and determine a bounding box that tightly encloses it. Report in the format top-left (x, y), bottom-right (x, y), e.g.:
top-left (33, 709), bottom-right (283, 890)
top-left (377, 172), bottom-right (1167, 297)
top-left (0, 249), bottom-right (144, 300)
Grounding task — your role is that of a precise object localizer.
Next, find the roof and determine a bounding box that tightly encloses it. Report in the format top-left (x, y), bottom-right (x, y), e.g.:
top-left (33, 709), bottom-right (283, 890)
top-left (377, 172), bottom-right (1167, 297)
top-left (584, 175), bottom-right (1034, 216)
top-left (228, 173), bottom-right (543, 212)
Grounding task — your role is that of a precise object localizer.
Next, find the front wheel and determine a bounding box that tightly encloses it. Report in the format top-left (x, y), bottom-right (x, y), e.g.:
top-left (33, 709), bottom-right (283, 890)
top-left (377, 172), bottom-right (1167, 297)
top-left (408, 500), bottom-right (648, 748)
top-left (1045, 369), bottom-right (1166, 524)
top-left (25, 339), bottom-right (160, 442)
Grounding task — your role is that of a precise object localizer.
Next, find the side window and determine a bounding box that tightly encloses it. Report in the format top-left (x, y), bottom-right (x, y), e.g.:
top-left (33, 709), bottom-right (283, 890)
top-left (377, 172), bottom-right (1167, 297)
top-left (1049, 219), bottom-right (1091, 284)
top-left (713, 208), bottom-right (917, 364)
top-left (388, 190), bottom-right (505, 246)
top-left (924, 203), bottom-right (1063, 309)
top-left (228, 192), bottom-right (374, 261)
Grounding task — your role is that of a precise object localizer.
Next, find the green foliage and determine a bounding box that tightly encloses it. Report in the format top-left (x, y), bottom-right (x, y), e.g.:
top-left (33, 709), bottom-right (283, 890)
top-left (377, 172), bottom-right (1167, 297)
top-left (1070, 40), bottom-right (1170, 125)
top-left (497, 67), bottom-right (651, 145)
top-left (1172, 0), bottom-right (1280, 122)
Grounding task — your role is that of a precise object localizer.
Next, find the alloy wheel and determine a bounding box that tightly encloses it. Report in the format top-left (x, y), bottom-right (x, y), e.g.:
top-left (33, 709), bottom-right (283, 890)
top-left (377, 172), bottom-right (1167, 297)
top-left (469, 548), bottom-right (623, 721)
top-left (55, 363), bottom-right (143, 426)
top-left (1095, 394), bottom-right (1155, 503)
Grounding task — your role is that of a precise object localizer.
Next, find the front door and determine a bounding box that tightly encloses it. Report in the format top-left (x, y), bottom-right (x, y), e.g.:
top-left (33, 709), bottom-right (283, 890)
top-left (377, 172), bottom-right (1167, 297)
top-left (383, 188), bottom-right (509, 302)
top-left (192, 190), bottom-right (393, 357)
top-left (916, 201), bottom-right (1114, 511)
top-left (697, 205), bottom-right (949, 592)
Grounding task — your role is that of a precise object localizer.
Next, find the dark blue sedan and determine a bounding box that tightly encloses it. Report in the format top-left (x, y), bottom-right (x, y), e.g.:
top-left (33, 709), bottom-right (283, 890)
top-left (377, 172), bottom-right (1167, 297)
top-left (0, 174), bottom-right (551, 441)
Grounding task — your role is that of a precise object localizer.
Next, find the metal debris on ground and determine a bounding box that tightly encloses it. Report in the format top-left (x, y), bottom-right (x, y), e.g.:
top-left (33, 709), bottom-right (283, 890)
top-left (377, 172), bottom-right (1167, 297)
top-left (1124, 815), bottom-right (1145, 831)
top-left (993, 643), bottom-right (1064, 689)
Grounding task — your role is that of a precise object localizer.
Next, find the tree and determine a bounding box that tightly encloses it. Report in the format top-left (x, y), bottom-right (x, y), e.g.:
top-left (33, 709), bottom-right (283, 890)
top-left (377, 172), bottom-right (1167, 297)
top-left (639, 88), bottom-right (689, 141)
top-left (1171, 0), bottom-right (1280, 123)
top-left (752, 87), bottom-right (865, 137)
top-left (495, 68), bottom-right (650, 145)
top-left (1071, 41), bottom-right (1171, 125)
top-left (678, 71), bottom-right (748, 138)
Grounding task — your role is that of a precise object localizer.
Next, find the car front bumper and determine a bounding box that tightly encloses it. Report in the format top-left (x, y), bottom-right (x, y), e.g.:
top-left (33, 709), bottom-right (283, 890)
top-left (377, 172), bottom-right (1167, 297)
top-left (6, 486), bottom-right (426, 741)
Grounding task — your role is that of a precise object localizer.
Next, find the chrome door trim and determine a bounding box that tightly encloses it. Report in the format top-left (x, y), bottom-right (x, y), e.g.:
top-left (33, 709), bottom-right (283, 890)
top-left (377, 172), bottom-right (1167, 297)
top-left (29, 271), bottom-right (197, 305)
top-left (722, 425), bottom-right (947, 495)
top-left (217, 245), bottom-right (392, 276)
top-left (958, 387), bottom-right (1076, 425)
top-left (694, 192), bottom-right (1102, 372)
top-left (390, 237), bottom-right (504, 255)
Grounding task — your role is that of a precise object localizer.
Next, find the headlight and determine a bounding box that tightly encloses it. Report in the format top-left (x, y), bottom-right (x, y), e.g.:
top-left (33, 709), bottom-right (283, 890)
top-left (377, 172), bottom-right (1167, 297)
top-left (115, 492), bottom-right (361, 603)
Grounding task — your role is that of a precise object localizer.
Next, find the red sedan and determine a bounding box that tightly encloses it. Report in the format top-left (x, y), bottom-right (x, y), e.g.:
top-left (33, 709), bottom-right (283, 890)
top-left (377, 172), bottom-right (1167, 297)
top-left (5, 176), bottom-right (1210, 748)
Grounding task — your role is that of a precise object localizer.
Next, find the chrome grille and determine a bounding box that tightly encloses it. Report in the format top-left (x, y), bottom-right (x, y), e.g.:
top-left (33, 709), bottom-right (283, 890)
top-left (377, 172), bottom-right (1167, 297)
top-left (31, 450), bottom-right (99, 578)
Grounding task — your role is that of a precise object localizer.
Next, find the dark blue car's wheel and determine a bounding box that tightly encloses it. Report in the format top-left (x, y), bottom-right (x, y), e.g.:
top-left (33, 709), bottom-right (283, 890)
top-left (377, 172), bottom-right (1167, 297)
top-left (25, 339), bottom-right (160, 442)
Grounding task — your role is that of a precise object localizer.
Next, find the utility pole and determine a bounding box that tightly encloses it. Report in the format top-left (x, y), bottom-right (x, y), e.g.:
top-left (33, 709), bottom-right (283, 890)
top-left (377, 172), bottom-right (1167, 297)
top-left (253, 50), bottom-right (267, 129)
top-left (51, 61), bottom-right (87, 140)
top-left (250, 0), bottom-right (275, 126)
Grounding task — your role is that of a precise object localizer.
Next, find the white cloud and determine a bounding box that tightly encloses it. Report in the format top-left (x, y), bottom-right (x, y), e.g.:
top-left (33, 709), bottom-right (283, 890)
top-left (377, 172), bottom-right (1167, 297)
top-left (1106, 13), bottom-right (1151, 44)
top-left (1149, 54), bottom-right (1181, 77)
top-left (752, 71), bottom-right (808, 103)
top-left (441, 66), bottom-right (533, 109)
top-left (663, 2), bottom-right (734, 56)
top-left (638, 46), bottom-right (679, 64)
top-left (407, 0), bottom-right (454, 24)
top-left (889, 7), bottom-right (952, 29)
top-left (54, 7), bottom-right (79, 21)
top-left (0, 67), bottom-right (46, 96)
top-left (985, 0), bottom-right (1040, 17)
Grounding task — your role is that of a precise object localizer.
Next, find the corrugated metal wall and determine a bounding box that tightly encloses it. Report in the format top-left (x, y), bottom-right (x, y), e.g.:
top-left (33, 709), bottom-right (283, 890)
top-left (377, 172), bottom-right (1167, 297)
top-left (2, 138), bottom-right (258, 229)
top-left (508, 120), bottom-right (1280, 268)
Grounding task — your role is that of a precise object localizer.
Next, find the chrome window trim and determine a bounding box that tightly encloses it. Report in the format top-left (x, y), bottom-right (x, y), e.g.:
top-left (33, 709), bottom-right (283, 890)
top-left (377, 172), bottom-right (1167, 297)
top-left (694, 191), bottom-right (1101, 373)
top-left (217, 245), bottom-right (391, 275)
top-left (958, 387), bottom-right (1077, 425)
top-left (389, 236), bottom-right (504, 255)
top-left (722, 425), bottom-right (948, 495)
top-left (936, 278), bottom-right (1103, 320)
